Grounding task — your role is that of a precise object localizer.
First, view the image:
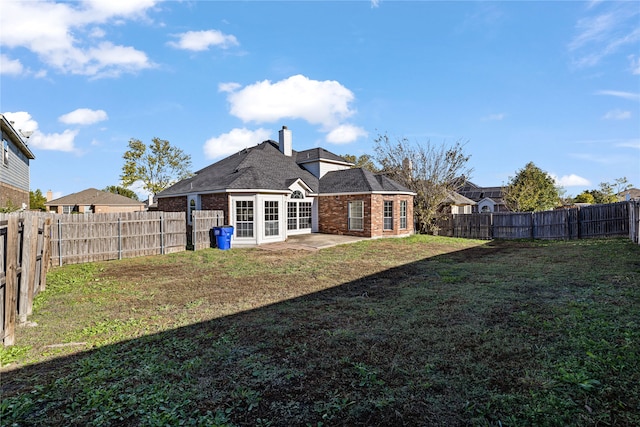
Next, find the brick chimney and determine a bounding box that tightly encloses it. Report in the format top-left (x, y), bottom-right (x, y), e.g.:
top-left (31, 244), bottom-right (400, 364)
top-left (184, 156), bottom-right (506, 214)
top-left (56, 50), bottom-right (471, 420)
top-left (278, 125), bottom-right (292, 157)
top-left (46, 190), bottom-right (53, 202)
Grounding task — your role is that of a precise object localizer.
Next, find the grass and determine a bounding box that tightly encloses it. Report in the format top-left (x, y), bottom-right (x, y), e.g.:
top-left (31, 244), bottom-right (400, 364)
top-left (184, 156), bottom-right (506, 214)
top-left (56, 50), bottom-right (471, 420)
top-left (1, 235), bottom-right (639, 426)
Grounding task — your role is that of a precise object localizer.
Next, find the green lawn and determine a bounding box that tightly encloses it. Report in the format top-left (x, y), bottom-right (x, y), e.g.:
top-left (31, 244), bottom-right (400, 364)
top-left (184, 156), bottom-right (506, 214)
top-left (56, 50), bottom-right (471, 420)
top-left (1, 235), bottom-right (639, 426)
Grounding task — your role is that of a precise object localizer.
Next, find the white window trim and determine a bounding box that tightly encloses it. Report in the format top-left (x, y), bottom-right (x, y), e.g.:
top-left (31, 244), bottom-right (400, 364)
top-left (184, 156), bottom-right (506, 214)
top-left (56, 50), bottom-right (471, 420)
top-left (233, 196), bottom-right (256, 241)
top-left (348, 200), bottom-right (364, 231)
top-left (383, 200), bottom-right (393, 230)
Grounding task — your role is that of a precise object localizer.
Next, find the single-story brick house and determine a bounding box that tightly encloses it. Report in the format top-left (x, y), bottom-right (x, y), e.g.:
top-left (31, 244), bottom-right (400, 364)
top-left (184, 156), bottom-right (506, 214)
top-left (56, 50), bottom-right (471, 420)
top-left (45, 188), bottom-right (145, 214)
top-left (156, 126), bottom-right (415, 246)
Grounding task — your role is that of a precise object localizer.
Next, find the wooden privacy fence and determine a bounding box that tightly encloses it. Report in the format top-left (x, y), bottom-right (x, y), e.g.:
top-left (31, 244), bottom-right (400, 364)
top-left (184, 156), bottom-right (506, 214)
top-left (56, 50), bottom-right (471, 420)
top-left (191, 210), bottom-right (225, 250)
top-left (437, 201), bottom-right (639, 242)
top-left (49, 211), bottom-right (187, 266)
top-left (1, 213), bottom-right (52, 346)
top-left (2, 210), bottom-right (225, 346)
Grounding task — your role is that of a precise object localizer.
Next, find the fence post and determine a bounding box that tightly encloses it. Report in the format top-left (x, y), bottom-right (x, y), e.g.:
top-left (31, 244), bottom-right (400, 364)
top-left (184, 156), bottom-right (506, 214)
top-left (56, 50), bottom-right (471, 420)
top-left (40, 218), bottom-right (52, 292)
top-left (58, 218), bottom-right (63, 267)
top-left (192, 212), bottom-right (196, 250)
top-left (19, 216), bottom-right (38, 324)
top-left (118, 217), bottom-right (122, 260)
top-left (3, 216), bottom-right (18, 346)
top-left (160, 214), bottom-right (165, 255)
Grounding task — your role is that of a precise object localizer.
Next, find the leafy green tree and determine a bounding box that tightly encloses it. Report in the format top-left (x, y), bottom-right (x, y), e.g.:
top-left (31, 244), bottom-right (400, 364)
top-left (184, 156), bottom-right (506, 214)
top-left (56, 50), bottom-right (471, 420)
top-left (121, 137), bottom-right (193, 196)
top-left (373, 133), bottom-right (473, 233)
top-left (573, 192), bottom-right (595, 204)
top-left (103, 185), bottom-right (139, 201)
top-left (503, 162), bottom-right (561, 212)
top-left (342, 153), bottom-right (379, 172)
top-left (29, 189), bottom-right (47, 211)
top-left (578, 178), bottom-right (632, 204)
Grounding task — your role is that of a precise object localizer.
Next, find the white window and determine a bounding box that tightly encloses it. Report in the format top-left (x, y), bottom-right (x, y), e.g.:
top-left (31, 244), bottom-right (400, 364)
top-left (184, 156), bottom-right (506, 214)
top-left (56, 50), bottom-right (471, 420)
top-left (348, 200), bottom-right (364, 231)
top-left (400, 200), bottom-right (407, 229)
top-left (287, 202), bottom-right (298, 230)
top-left (288, 201), bottom-right (312, 230)
top-left (299, 202), bottom-right (312, 229)
top-left (236, 200), bottom-right (254, 238)
top-left (383, 201), bottom-right (393, 230)
top-left (264, 200), bottom-right (279, 236)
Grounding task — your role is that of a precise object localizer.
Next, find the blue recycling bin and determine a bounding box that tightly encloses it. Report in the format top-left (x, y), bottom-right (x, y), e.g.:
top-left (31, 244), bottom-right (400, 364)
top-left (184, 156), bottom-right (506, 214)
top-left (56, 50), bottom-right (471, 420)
top-left (213, 226), bottom-right (234, 250)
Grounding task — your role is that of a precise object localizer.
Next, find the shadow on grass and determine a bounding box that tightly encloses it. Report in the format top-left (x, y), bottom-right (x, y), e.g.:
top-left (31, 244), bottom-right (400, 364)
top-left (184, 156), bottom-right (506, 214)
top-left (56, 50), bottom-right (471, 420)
top-left (3, 238), bottom-right (639, 426)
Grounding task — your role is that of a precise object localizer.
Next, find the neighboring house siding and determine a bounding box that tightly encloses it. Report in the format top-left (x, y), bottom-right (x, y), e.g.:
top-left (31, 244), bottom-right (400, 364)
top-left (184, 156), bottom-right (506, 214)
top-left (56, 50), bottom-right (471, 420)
top-left (2, 140), bottom-right (30, 191)
top-left (1, 116), bottom-right (34, 208)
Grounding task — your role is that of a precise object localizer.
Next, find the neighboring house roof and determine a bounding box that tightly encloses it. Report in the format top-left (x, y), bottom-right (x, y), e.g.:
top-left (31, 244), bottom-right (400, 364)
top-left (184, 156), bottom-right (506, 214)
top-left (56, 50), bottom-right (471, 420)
top-left (457, 180), bottom-right (505, 202)
top-left (45, 188), bottom-right (143, 207)
top-left (443, 191), bottom-right (476, 206)
top-left (320, 168), bottom-right (414, 194)
top-left (160, 141), bottom-right (320, 197)
top-left (618, 188), bottom-right (640, 201)
top-left (1, 113), bottom-right (35, 160)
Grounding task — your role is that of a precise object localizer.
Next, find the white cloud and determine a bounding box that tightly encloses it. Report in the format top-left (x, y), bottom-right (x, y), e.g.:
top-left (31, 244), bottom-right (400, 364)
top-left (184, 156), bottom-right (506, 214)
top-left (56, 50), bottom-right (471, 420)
top-left (326, 124), bottom-right (368, 144)
top-left (28, 129), bottom-right (78, 152)
top-left (168, 30), bottom-right (239, 51)
top-left (596, 90), bottom-right (640, 101)
top-left (568, 3), bottom-right (640, 68)
top-left (0, 0), bottom-right (156, 78)
top-left (553, 174), bottom-right (591, 187)
top-left (203, 128), bottom-right (271, 160)
top-left (3, 111), bottom-right (77, 152)
top-left (2, 111), bottom-right (39, 134)
top-left (616, 139), bottom-right (640, 149)
top-left (218, 82), bottom-right (242, 93)
top-left (59, 108), bottom-right (108, 125)
top-left (602, 109), bottom-right (631, 120)
top-left (0, 54), bottom-right (24, 75)
top-left (224, 74), bottom-right (356, 129)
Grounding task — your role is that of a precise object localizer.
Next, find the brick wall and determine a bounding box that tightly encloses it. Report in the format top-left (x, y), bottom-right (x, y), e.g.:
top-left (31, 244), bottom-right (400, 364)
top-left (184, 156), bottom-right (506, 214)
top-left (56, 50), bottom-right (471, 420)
top-left (318, 193), bottom-right (414, 238)
top-left (318, 194), bottom-right (373, 237)
top-left (1, 182), bottom-right (28, 209)
top-left (157, 196), bottom-right (187, 212)
top-left (201, 193), bottom-right (229, 223)
top-left (372, 194), bottom-right (414, 238)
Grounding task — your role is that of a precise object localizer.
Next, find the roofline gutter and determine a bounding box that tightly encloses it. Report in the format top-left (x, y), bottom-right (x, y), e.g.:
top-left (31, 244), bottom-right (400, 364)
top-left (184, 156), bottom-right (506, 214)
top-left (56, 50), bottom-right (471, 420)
top-left (157, 188), bottom-right (320, 198)
top-left (320, 191), bottom-right (416, 197)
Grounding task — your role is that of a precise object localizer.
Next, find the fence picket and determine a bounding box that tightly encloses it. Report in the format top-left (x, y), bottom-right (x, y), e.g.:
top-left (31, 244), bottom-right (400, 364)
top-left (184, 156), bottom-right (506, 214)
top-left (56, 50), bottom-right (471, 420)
top-left (438, 202), bottom-right (639, 242)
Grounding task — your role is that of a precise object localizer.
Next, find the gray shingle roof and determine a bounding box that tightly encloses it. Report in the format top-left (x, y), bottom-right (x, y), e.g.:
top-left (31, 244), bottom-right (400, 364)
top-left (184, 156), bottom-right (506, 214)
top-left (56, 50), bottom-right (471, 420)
top-left (295, 147), bottom-right (351, 165)
top-left (320, 168), bottom-right (414, 194)
top-left (158, 141), bottom-right (320, 196)
top-left (45, 188), bottom-right (143, 206)
top-left (457, 181), bottom-right (505, 202)
top-left (158, 140), bottom-right (413, 197)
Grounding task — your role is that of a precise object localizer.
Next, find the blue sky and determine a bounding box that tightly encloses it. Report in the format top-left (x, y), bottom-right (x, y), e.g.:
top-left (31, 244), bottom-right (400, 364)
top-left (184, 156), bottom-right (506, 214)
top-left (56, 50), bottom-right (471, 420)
top-left (1, 0), bottom-right (639, 200)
